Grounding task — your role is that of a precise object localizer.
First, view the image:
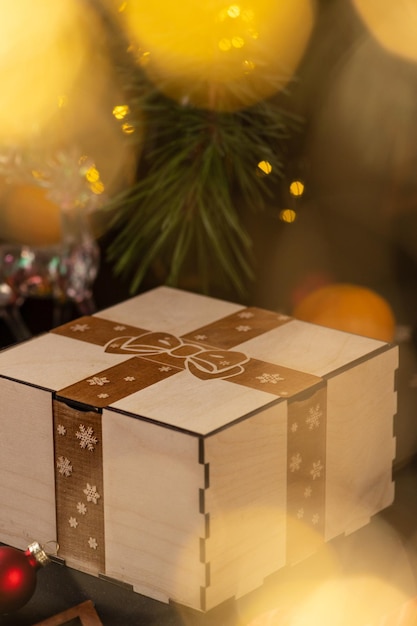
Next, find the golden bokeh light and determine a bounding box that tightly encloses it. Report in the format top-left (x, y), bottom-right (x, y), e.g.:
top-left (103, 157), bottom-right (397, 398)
top-left (0, 0), bottom-right (94, 142)
top-left (116, 0), bottom-right (316, 111)
top-left (112, 104), bottom-right (131, 120)
top-left (289, 179), bottom-right (305, 197)
top-left (352, 0), bottom-right (417, 63)
top-left (279, 208), bottom-right (297, 223)
top-left (85, 166), bottom-right (101, 184)
top-left (122, 122), bottom-right (135, 135)
top-left (257, 160), bottom-right (273, 175)
top-left (245, 577), bottom-right (410, 625)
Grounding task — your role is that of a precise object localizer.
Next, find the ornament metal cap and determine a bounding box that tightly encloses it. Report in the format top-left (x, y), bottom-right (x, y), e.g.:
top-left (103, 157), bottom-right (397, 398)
top-left (27, 542), bottom-right (51, 568)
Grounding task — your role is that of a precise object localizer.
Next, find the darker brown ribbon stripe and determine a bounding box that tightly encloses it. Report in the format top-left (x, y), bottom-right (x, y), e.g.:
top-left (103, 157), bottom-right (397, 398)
top-left (51, 304), bottom-right (328, 585)
top-left (52, 308), bottom-right (322, 406)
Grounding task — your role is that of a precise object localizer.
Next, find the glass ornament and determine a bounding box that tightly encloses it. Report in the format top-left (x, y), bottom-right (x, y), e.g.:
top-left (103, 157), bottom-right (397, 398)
top-left (0, 543), bottom-right (51, 614)
top-left (117, 0), bottom-right (316, 111)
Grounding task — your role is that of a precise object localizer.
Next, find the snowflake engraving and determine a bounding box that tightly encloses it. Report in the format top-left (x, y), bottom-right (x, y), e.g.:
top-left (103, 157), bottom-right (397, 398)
top-left (256, 372), bottom-right (284, 384)
top-left (113, 325), bottom-right (126, 331)
top-left (237, 311), bottom-right (254, 319)
top-left (310, 460), bottom-right (324, 480)
top-left (97, 393), bottom-right (109, 399)
top-left (236, 325), bottom-right (251, 332)
top-left (83, 483), bottom-right (100, 504)
top-left (304, 486), bottom-right (313, 498)
top-left (306, 404), bottom-right (323, 430)
top-left (312, 513), bottom-right (320, 525)
top-left (159, 366), bottom-right (172, 372)
top-left (124, 376), bottom-right (135, 382)
top-left (56, 456), bottom-right (73, 477)
top-left (289, 453), bottom-right (302, 472)
top-left (87, 376), bottom-right (109, 386)
top-left (76, 424), bottom-right (98, 451)
top-left (277, 314), bottom-right (290, 322)
top-left (291, 422), bottom-right (298, 433)
top-left (296, 508), bottom-right (304, 519)
top-left (69, 517), bottom-right (78, 528)
top-left (70, 323), bottom-right (90, 332)
top-left (88, 537), bottom-right (98, 550)
top-left (77, 502), bottom-right (87, 515)
top-left (194, 334), bottom-right (208, 341)
top-left (57, 424), bottom-right (66, 436)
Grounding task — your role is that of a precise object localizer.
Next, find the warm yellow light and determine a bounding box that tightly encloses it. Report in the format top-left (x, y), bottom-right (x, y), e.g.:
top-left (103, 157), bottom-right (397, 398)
top-left (0, 0), bottom-right (94, 142)
top-left (85, 166), bottom-right (100, 184)
top-left (219, 38), bottom-right (232, 52)
top-left (257, 160), bottom-right (272, 175)
top-left (227, 5), bottom-right (241, 19)
top-left (232, 36), bottom-right (245, 49)
top-left (279, 208), bottom-right (297, 223)
top-left (112, 104), bottom-right (130, 120)
top-left (58, 95), bottom-right (68, 109)
top-left (90, 180), bottom-right (105, 195)
top-left (122, 123), bottom-right (135, 135)
top-left (352, 0), bottom-right (417, 62)
top-left (289, 179), bottom-right (305, 197)
top-left (117, 0), bottom-right (317, 111)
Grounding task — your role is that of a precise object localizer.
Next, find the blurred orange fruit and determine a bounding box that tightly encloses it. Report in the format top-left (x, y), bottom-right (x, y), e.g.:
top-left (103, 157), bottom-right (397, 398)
top-left (0, 184), bottom-right (62, 245)
top-left (292, 282), bottom-right (396, 342)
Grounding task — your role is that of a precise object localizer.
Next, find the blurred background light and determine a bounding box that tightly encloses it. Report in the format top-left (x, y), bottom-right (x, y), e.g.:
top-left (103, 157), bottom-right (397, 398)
top-left (352, 0), bottom-right (417, 63)
top-left (0, 0), bottom-right (90, 142)
top-left (114, 0), bottom-right (317, 111)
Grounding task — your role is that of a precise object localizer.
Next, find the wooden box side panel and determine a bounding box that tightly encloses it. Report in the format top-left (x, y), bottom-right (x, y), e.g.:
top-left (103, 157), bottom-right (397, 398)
top-left (0, 378), bottom-right (56, 548)
top-left (101, 411), bottom-right (206, 608)
top-left (325, 347), bottom-right (398, 541)
top-left (204, 402), bottom-right (288, 610)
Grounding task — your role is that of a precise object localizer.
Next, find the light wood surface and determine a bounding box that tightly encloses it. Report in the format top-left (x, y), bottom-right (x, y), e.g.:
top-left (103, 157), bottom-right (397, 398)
top-left (0, 286), bottom-right (399, 612)
top-left (325, 347), bottom-right (398, 540)
top-left (101, 410), bottom-right (206, 608)
top-left (204, 402), bottom-right (288, 610)
top-left (0, 378), bottom-right (56, 549)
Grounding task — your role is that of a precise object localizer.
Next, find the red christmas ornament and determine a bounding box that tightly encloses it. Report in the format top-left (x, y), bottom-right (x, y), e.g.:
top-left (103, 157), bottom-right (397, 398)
top-left (0, 542), bottom-right (50, 614)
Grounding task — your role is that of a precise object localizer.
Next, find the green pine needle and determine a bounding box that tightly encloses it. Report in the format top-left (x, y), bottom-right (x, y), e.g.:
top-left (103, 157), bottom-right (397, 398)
top-left (101, 37), bottom-right (302, 297)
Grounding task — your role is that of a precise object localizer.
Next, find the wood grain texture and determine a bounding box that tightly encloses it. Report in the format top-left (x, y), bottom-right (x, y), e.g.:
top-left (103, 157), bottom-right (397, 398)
top-left (236, 318), bottom-right (387, 377)
top-left (101, 409), bottom-right (206, 607)
top-left (109, 371), bottom-right (279, 435)
top-left (95, 286), bottom-right (243, 337)
top-left (53, 401), bottom-right (105, 576)
top-left (203, 403), bottom-right (288, 610)
top-left (325, 346), bottom-right (398, 541)
top-left (0, 333), bottom-right (128, 391)
top-left (286, 385), bottom-right (327, 565)
top-left (0, 378), bottom-right (56, 549)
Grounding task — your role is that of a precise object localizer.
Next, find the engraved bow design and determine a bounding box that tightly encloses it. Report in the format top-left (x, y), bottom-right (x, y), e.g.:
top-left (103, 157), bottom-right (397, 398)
top-left (104, 331), bottom-right (249, 380)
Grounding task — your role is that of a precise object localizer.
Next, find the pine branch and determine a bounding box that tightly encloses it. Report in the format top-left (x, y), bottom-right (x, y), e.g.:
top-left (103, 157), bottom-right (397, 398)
top-left (103, 87), bottom-right (302, 297)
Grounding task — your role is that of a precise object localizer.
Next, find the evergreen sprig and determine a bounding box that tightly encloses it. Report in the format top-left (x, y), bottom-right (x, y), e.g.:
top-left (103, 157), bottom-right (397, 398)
top-left (95, 3), bottom-right (303, 298)
top-left (105, 88), bottom-right (301, 298)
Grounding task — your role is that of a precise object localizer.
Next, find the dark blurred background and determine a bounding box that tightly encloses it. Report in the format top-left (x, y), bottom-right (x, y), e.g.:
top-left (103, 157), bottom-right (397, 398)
top-left (2, 0), bottom-right (417, 342)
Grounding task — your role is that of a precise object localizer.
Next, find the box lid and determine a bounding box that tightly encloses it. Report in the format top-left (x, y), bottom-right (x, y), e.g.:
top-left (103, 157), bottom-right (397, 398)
top-left (0, 287), bottom-right (390, 435)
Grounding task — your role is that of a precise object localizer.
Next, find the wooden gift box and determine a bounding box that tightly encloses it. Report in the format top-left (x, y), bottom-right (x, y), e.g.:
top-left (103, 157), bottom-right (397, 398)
top-left (0, 287), bottom-right (397, 612)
